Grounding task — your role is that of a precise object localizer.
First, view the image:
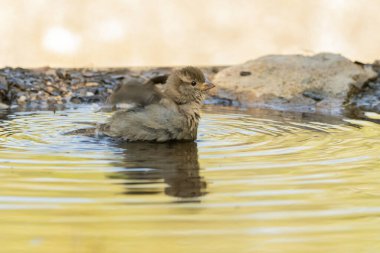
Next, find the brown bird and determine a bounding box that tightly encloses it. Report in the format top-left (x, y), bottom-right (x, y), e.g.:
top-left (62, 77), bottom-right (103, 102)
top-left (81, 66), bottom-right (214, 142)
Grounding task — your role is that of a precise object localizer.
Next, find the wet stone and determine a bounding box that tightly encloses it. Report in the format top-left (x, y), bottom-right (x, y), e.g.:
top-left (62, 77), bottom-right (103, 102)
top-left (346, 76), bottom-right (380, 115)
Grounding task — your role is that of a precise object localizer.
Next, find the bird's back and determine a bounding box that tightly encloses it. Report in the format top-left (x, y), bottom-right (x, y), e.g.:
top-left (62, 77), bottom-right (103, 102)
top-left (107, 78), bottom-right (164, 106)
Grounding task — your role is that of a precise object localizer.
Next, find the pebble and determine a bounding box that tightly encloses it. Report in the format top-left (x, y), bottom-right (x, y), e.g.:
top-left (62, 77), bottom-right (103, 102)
top-left (240, 71), bottom-right (251, 76)
top-left (17, 95), bottom-right (27, 104)
top-left (46, 86), bottom-right (54, 93)
top-left (85, 82), bottom-right (99, 87)
top-left (0, 102), bottom-right (9, 109)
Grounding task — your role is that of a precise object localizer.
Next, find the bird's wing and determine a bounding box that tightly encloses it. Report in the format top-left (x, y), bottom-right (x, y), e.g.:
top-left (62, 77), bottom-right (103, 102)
top-left (107, 78), bottom-right (165, 106)
top-left (102, 104), bottom-right (184, 142)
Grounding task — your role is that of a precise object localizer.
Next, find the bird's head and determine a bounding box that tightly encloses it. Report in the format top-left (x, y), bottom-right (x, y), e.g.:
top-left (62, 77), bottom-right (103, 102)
top-left (165, 66), bottom-right (215, 105)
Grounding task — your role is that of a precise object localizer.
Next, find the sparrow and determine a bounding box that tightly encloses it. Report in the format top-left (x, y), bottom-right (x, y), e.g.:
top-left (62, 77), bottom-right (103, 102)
top-left (70, 66), bottom-right (215, 142)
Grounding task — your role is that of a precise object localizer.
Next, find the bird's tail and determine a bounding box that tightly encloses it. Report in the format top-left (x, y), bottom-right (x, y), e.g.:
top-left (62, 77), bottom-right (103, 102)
top-left (64, 123), bottom-right (110, 137)
top-left (63, 127), bottom-right (97, 136)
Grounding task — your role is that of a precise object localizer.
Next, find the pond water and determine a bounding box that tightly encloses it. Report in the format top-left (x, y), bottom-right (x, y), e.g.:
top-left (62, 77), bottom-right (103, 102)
top-left (1, 105), bottom-right (380, 253)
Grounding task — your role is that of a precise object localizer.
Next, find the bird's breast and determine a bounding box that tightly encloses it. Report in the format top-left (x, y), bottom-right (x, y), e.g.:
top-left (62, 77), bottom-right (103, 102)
top-left (179, 105), bottom-right (202, 140)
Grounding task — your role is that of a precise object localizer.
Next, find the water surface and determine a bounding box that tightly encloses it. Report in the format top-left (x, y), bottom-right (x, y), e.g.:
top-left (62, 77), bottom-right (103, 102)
top-left (1, 105), bottom-right (380, 253)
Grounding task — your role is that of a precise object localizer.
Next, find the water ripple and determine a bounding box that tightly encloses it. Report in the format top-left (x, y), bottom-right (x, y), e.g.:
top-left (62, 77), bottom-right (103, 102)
top-left (1, 105), bottom-right (380, 252)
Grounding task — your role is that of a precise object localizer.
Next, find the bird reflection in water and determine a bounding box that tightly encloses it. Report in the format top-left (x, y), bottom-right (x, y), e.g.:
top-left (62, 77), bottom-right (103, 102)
top-left (109, 141), bottom-right (207, 199)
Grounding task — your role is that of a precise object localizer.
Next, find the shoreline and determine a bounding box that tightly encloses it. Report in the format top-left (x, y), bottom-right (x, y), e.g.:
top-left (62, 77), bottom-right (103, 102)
top-left (0, 53), bottom-right (379, 120)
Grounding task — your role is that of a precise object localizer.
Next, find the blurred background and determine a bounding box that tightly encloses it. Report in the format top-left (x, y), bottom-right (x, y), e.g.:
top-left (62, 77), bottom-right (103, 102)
top-left (0, 0), bottom-right (379, 67)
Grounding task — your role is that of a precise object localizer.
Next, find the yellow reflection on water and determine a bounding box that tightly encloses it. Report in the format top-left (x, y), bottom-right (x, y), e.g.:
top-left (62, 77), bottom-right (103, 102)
top-left (1, 106), bottom-right (380, 253)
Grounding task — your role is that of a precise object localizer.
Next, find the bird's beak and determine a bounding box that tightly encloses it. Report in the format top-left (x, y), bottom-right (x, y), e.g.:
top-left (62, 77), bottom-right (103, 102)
top-left (200, 79), bottom-right (215, 91)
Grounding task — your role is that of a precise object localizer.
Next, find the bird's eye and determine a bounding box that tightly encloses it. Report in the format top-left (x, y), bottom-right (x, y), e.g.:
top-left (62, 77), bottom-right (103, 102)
top-left (191, 81), bottom-right (197, 86)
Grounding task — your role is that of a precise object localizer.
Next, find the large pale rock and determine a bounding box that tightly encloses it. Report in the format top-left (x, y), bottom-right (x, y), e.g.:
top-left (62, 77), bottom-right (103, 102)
top-left (213, 53), bottom-right (377, 114)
